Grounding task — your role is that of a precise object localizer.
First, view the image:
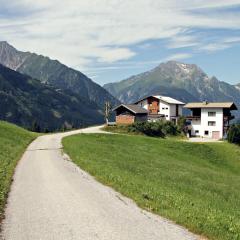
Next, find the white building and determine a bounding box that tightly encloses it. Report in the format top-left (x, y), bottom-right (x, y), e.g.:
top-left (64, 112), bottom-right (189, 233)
top-left (184, 102), bottom-right (237, 139)
top-left (134, 95), bottom-right (185, 123)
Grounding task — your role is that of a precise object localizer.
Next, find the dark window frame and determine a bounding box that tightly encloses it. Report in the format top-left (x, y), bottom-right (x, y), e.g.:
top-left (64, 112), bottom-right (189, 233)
top-left (208, 112), bottom-right (216, 117)
top-left (208, 121), bottom-right (216, 126)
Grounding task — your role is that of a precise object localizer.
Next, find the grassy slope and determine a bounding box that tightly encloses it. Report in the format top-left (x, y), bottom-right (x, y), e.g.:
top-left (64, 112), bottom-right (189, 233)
top-left (63, 134), bottom-right (240, 240)
top-left (0, 121), bottom-right (37, 220)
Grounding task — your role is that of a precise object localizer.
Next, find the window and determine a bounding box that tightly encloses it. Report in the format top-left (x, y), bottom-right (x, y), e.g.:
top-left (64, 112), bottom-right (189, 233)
top-left (166, 115), bottom-right (168, 117)
top-left (166, 107), bottom-right (168, 110)
top-left (162, 107), bottom-right (165, 110)
top-left (208, 112), bottom-right (216, 117)
top-left (195, 130), bottom-right (199, 134)
top-left (204, 130), bottom-right (209, 135)
top-left (208, 121), bottom-right (216, 126)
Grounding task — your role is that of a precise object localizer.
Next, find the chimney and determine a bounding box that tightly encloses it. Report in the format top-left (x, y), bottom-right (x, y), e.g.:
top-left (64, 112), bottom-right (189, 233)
top-left (203, 100), bottom-right (208, 105)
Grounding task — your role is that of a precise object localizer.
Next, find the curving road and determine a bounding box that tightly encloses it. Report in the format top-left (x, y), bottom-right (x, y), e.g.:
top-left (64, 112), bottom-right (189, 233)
top-left (1, 126), bottom-right (199, 240)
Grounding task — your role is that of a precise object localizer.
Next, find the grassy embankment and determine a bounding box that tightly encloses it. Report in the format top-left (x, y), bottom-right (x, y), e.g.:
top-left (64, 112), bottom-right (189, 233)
top-left (103, 125), bottom-right (141, 134)
top-left (0, 121), bottom-right (37, 221)
top-left (103, 125), bottom-right (187, 139)
top-left (63, 133), bottom-right (240, 240)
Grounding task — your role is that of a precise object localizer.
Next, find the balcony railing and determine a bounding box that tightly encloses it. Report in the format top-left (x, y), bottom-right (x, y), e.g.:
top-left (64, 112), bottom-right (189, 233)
top-left (186, 116), bottom-right (201, 120)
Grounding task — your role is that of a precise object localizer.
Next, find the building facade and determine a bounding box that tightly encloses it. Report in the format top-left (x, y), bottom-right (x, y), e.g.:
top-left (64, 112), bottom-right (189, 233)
top-left (135, 95), bottom-right (185, 123)
top-left (184, 102), bottom-right (237, 139)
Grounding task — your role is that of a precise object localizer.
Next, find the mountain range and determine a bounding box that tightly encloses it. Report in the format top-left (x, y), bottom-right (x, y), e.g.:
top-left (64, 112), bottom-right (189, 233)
top-left (0, 64), bottom-right (103, 131)
top-left (104, 61), bottom-right (240, 118)
top-left (1, 40), bottom-right (240, 129)
top-left (0, 41), bottom-right (119, 109)
top-left (235, 83), bottom-right (240, 91)
top-left (0, 41), bottom-right (119, 131)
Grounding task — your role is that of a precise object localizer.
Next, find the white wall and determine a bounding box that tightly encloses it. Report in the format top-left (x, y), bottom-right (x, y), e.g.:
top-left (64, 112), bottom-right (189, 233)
top-left (159, 102), bottom-right (183, 120)
top-left (159, 101), bottom-right (170, 120)
top-left (190, 108), bottom-right (223, 139)
top-left (137, 99), bottom-right (183, 121)
top-left (190, 119), bottom-right (201, 136)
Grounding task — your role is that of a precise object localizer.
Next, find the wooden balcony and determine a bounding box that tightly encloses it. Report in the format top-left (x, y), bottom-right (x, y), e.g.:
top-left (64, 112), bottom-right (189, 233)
top-left (186, 116), bottom-right (201, 120)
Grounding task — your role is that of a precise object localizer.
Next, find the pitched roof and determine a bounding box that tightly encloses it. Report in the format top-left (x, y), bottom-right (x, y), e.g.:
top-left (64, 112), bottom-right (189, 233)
top-left (154, 95), bottom-right (185, 105)
top-left (134, 95), bottom-right (185, 105)
top-left (112, 104), bottom-right (148, 114)
top-left (184, 102), bottom-right (238, 110)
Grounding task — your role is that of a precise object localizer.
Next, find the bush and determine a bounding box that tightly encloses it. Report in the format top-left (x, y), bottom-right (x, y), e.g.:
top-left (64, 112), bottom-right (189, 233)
top-left (177, 116), bottom-right (188, 134)
top-left (227, 124), bottom-right (240, 144)
top-left (128, 121), bottom-right (179, 137)
top-left (162, 120), bottom-right (179, 135)
top-left (103, 125), bottom-right (129, 134)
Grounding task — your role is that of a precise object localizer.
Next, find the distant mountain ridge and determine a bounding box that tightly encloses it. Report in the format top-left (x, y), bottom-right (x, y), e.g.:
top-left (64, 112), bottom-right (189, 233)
top-left (0, 64), bottom-right (103, 131)
top-left (104, 61), bottom-right (240, 117)
top-left (0, 41), bottom-right (119, 109)
top-left (235, 83), bottom-right (240, 91)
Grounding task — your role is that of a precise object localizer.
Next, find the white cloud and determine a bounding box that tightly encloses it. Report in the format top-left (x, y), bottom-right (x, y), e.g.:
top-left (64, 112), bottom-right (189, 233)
top-left (1, 0), bottom-right (240, 69)
top-left (201, 43), bottom-right (230, 52)
top-left (138, 43), bottom-right (153, 50)
top-left (165, 53), bottom-right (193, 61)
top-left (96, 48), bottom-right (136, 63)
top-left (223, 37), bottom-right (240, 43)
top-left (167, 35), bottom-right (199, 49)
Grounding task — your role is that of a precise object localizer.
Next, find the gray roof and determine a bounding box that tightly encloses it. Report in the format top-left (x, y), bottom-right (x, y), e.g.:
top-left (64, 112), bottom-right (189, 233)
top-left (184, 102), bottom-right (237, 110)
top-left (112, 104), bottom-right (148, 114)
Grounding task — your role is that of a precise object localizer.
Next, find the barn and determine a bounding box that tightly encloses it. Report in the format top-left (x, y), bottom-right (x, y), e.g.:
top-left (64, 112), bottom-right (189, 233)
top-left (113, 104), bottom-right (148, 125)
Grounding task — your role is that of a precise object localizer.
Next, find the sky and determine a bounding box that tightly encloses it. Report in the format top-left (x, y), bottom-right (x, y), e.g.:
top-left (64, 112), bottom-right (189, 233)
top-left (1, 0), bottom-right (240, 85)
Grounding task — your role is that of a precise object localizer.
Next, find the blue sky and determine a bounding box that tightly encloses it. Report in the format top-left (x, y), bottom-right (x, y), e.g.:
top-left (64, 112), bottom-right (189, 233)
top-left (1, 1), bottom-right (240, 85)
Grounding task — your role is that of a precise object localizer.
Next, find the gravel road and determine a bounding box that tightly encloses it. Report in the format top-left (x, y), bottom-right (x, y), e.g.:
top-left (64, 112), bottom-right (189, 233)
top-left (1, 126), bottom-right (199, 240)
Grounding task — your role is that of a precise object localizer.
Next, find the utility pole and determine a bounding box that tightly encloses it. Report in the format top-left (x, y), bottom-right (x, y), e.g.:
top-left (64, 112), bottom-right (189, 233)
top-left (104, 101), bottom-right (111, 125)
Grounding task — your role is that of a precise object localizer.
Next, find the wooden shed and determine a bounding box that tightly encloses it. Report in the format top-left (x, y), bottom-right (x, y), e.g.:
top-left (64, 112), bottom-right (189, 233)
top-left (113, 104), bottom-right (148, 125)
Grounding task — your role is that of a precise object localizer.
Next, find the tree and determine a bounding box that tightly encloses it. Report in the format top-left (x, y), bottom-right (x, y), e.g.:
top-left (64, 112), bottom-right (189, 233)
top-left (177, 116), bottom-right (188, 134)
top-left (227, 124), bottom-right (240, 144)
top-left (104, 101), bottom-right (111, 125)
top-left (43, 128), bottom-right (49, 133)
top-left (31, 120), bottom-right (41, 133)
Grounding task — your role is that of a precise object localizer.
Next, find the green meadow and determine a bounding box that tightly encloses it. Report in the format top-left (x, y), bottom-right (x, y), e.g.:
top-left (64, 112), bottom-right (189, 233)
top-left (63, 133), bottom-right (240, 240)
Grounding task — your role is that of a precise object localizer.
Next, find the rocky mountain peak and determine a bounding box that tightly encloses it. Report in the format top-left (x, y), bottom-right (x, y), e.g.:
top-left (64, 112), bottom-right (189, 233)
top-left (149, 60), bottom-right (208, 84)
top-left (153, 60), bottom-right (204, 76)
top-left (104, 60), bottom-right (240, 118)
top-left (0, 41), bottom-right (20, 58)
top-left (0, 41), bottom-right (29, 70)
top-left (0, 41), bottom-right (119, 109)
top-left (0, 41), bottom-right (15, 50)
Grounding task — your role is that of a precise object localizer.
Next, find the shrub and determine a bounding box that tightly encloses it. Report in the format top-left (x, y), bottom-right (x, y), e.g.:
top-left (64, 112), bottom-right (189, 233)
top-left (177, 116), bottom-right (188, 134)
top-left (162, 120), bottom-right (179, 135)
top-left (128, 120), bottom-right (179, 137)
top-left (227, 124), bottom-right (240, 144)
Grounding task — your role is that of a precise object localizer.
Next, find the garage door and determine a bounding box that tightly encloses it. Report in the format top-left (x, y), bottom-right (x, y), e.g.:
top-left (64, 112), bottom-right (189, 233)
top-left (212, 131), bottom-right (220, 139)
